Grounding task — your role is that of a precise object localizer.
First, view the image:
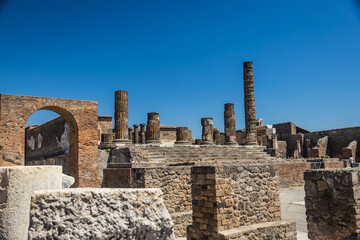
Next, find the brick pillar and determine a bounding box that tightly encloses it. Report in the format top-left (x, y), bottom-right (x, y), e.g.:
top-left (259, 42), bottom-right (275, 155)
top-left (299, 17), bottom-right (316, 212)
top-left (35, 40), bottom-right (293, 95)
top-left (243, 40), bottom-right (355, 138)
top-left (146, 112), bottom-right (160, 144)
top-left (133, 124), bottom-right (139, 144)
top-left (114, 90), bottom-right (130, 143)
top-left (128, 128), bottom-right (133, 143)
top-left (224, 103), bottom-right (237, 145)
top-left (140, 123), bottom-right (146, 144)
top-left (213, 128), bottom-right (221, 145)
top-left (201, 118), bottom-right (213, 145)
top-left (305, 168), bottom-right (360, 239)
top-left (175, 127), bottom-right (189, 145)
top-left (243, 62), bottom-right (257, 145)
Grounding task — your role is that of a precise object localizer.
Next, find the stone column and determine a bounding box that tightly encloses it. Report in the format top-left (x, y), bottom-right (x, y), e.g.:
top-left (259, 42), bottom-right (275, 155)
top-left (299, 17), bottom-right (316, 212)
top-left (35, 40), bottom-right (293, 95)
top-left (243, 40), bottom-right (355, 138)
top-left (243, 62), bottom-right (257, 145)
top-left (114, 90), bottom-right (130, 143)
top-left (175, 127), bottom-right (189, 145)
top-left (213, 128), bottom-right (221, 145)
top-left (140, 123), bottom-right (146, 144)
top-left (128, 128), bottom-right (133, 143)
top-left (201, 118), bottom-right (213, 145)
top-left (133, 124), bottom-right (139, 144)
top-left (224, 103), bottom-right (237, 145)
top-left (146, 112), bottom-right (160, 144)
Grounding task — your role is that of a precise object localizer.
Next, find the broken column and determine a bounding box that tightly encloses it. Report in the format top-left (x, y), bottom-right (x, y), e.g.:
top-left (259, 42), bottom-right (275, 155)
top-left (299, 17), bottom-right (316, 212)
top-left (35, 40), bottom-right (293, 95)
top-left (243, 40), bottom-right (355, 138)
top-left (133, 124), bottom-right (139, 144)
top-left (140, 123), bottom-right (146, 144)
top-left (213, 128), bottom-right (221, 145)
top-left (201, 118), bottom-right (213, 145)
top-left (128, 128), bottom-right (133, 143)
top-left (114, 90), bottom-right (130, 143)
top-left (224, 103), bottom-right (238, 145)
top-left (243, 61), bottom-right (257, 145)
top-left (146, 112), bottom-right (160, 144)
top-left (175, 127), bottom-right (189, 145)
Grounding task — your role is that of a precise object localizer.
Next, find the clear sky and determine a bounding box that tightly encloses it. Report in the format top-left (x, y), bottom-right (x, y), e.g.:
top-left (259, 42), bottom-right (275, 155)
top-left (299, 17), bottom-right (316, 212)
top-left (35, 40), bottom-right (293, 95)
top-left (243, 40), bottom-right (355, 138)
top-left (1, 0), bottom-right (360, 138)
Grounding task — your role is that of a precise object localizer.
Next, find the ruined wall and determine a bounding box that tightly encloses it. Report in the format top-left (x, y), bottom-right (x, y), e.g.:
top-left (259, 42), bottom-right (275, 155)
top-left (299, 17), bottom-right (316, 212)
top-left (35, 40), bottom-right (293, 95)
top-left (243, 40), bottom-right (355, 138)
top-left (304, 126), bottom-right (360, 160)
top-left (304, 168), bottom-right (360, 240)
top-left (98, 116), bottom-right (113, 142)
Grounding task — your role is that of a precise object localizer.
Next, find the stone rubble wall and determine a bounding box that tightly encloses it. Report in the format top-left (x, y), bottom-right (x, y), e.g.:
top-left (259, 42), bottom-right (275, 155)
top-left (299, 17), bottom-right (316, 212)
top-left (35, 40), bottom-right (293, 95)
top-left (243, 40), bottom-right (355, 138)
top-left (28, 188), bottom-right (176, 240)
top-left (304, 168), bottom-right (360, 240)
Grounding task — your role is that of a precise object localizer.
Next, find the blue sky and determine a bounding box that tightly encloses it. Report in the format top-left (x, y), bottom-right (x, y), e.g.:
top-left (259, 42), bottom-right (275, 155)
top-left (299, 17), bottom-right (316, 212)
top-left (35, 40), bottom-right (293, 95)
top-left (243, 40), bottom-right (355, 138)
top-left (1, 0), bottom-right (360, 138)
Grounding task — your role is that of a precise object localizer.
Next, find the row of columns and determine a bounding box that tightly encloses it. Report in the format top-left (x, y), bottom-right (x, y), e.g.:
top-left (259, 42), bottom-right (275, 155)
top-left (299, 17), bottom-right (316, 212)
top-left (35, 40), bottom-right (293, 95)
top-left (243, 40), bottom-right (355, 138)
top-left (113, 61), bottom-right (257, 145)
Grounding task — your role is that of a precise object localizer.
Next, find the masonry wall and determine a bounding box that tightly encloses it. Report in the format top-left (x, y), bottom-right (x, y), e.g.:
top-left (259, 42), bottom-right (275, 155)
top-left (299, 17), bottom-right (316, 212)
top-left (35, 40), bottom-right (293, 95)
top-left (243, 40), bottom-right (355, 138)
top-left (304, 168), bottom-right (360, 240)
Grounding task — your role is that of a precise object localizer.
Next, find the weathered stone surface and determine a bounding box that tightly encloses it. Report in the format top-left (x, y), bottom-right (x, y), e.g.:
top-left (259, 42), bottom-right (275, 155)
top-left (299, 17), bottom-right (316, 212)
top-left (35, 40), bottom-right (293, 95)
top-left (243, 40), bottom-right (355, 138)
top-left (175, 127), bottom-right (189, 145)
top-left (133, 124), bottom-right (140, 144)
top-left (304, 168), bottom-right (360, 240)
top-left (0, 166), bottom-right (62, 240)
top-left (140, 123), bottom-right (146, 144)
top-left (62, 173), bottom-right (75, 188)
top-left (243, 61), bottom-right (257, 145)
top-left (224, 103), bottom-right (237, 145)
top-left (114, 90), bottom-right (130, 142)
top-left (28, 188), bottom-right (176, 240)
top-left (0, 93), bottom-right (100, 187)
top-left (201, 117), bottom-right (213, 145)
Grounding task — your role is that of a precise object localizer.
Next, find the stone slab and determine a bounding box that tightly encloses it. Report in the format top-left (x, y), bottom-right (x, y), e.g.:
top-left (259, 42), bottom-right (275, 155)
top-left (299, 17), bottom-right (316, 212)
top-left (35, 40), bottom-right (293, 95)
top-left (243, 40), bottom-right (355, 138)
top-left (0, 166), bottom-right (62, 240)
top-left (28, 188), bottom-right (176, 240)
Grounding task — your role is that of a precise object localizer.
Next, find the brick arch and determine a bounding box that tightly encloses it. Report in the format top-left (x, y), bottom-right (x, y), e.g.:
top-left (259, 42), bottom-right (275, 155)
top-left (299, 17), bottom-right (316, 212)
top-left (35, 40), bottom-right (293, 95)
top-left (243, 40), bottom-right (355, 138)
top-left (0, 94), bottom-right (100, 187)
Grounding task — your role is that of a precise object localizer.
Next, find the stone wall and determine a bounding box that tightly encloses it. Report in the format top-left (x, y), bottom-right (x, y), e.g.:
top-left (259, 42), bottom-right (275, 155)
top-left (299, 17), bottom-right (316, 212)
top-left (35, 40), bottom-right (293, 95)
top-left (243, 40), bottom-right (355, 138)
top-left (304, 168), bottom-right (360, 240)
top-left (28, 188), bottom-right (176, 240)
top-left (189, 164), bottom-right (296, 240)
top-left (98, 115), bottom-right (113, 142)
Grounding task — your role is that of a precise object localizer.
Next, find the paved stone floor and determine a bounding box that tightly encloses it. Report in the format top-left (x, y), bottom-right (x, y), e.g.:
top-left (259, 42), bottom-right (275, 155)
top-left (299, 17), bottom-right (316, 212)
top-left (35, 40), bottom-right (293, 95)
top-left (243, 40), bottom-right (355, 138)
top-left (280, 186), bottom-right (308, 240)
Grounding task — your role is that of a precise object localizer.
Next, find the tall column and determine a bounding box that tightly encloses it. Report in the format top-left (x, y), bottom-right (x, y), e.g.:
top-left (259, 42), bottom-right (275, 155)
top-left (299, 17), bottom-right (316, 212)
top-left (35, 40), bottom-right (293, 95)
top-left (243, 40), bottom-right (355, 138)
top-left (213, 128), bottom-right (221, 145)
top-left (128, 128), bottom-right (133, 143)
top-left (140, 123), bottom-right (146, 144)
top-left (133, 124), bottom-right (139, 144)
top-left (175, 127), bottom-right (189, 145)
top-left (146, 112), bottom-right (160, 144)
top-left (224, 103), bottom-right (238, 145)
top-left (114, 90), bottom-right (130, 143)
top-left (243, 61), bottom-right (257, 145)
top-left (201, 118), bottom-right (213, 145)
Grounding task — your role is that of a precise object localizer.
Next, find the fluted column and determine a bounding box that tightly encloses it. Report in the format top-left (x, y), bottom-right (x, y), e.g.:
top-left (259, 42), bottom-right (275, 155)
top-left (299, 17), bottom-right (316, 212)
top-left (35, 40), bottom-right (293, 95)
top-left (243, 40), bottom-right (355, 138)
top-left (201, 118), bottom-right (213, 145)
top-left (213, 128), bottom-right (221, 145)
top-left (114, 90), bottom-right (130, 143)
top-left (133, 124), bottom-right (139, 144)
top-left (140, 123), bottom-right (146, 144)
top-left (146, 112), bottom-right (160, 144)
top-left (243, 62), bottom-right (257, 145)
top-left (175, 127), bottom-right (189, 145)
top-left (128, 128), bottom-right (133, 143)
top-left (224, 103), bottom-right (237, 145)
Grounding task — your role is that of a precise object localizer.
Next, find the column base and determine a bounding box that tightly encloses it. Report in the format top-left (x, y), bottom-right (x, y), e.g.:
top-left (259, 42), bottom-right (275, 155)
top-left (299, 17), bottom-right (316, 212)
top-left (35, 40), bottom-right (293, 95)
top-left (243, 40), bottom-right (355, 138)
top-left (175, 141), bottom-right (190, 145)
top-left (113, 139), bottom-right (132, 143)
top-left (225, 142), bottom-right (238, 146)
top-left (146, 140), bottom-right (161, 144)
top-left (201, 141), bottom-right (214, 145)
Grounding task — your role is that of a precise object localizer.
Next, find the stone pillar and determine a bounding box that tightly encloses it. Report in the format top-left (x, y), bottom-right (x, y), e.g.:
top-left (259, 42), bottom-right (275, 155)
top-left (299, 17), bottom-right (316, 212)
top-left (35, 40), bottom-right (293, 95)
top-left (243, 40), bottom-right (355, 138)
top-left (146, 112), bottom-right (160, 144)
top-left (201, 118), bottom-right (213, 145)
top-left (224, 103), bottom-right (237, 145)
top-left (128, 128), bottom-right (133, 143)
top-left (101, 133), bottom-right (113, 143)
top-left (213, 128), bottom-right (221, 145)
top-left (175, 127), bottom-right (189, 145)
top-left (114, 90), bottom-right (130, 143)
top-left (140, 123), bottom-right (146, 144)
top-left (243, 62), bottom-right (257, 145)
top-left (133, 124), bottom-right (139, 144)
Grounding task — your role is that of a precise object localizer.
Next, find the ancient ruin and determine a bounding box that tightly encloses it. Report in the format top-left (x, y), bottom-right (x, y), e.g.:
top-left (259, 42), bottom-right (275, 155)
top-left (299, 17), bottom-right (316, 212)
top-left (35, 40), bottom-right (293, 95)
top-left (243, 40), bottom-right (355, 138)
top-left (0, 61), bottom-right (358, 239)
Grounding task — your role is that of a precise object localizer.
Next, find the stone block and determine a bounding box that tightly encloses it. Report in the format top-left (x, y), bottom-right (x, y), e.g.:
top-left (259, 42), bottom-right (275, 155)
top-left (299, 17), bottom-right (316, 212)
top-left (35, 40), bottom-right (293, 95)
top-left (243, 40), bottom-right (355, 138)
top-left (0, 166), bottom-right (62, 240)
top-left (28, 188), bottom-right (176, 239)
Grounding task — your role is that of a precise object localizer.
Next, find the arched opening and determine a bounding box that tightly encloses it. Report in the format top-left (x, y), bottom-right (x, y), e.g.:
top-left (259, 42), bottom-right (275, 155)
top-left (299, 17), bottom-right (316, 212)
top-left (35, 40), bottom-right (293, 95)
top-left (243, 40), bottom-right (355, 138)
top-left (24, 108), bottom-right (78, 180)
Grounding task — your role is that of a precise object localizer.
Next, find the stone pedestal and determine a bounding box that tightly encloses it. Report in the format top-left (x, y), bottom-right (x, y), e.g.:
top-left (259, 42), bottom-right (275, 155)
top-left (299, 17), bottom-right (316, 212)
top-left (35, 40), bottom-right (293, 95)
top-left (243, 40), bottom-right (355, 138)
top-left (140, 123), bottom-right (146, 144)
top-left (175, 127), bottom-right (189, 145)
top-left (224, 103), bottom-right (238, 145)
top-left (146, 112), bottom-right (160, 144)
top-left (213, 128), bottom-right (221, 145)
top-left (0, 166), bottom-right (62, 240)
top-left (243, 62), bottom-right (257, 145)
top-left (133, 124), bottom-right (139, 144)
top-left (201, 118), bottom-right (213, 145)
top-left (114, 90), bottom-right (130, 143)
top-left (128, 128), bottom-right (133, 143)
